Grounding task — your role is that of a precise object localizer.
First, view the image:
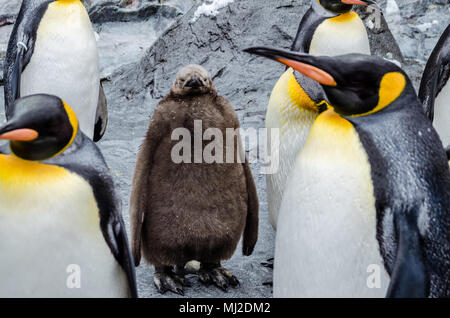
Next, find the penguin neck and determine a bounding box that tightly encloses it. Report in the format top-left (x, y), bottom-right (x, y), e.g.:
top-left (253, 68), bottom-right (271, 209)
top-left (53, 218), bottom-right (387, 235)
top-left (267, 69), bottom-right (320, 136)
top-left (0, 153), bottom-right (68, 190)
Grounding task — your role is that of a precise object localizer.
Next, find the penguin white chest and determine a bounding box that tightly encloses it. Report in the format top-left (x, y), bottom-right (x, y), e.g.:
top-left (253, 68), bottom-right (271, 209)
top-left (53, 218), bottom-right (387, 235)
top-left (0, 156), bottom-right (128, 297)
top-left (431, 81), bottom-right (450, 147)
top-left (21, 1), bottom-right (99, 139)
top-left (274, 111), bottom-right (389, 298)
top-left (309, 12), bottom-right (371, 56)
top-left (265, 69), bottom-right (318, 229)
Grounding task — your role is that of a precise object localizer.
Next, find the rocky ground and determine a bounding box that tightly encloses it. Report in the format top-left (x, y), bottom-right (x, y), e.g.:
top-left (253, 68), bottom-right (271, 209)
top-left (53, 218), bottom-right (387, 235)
top-left (0, 0), bottom-right (448, 298)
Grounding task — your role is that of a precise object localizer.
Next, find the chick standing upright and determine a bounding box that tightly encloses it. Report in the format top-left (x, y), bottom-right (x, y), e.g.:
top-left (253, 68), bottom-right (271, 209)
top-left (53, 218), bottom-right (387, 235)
top-left (130, 65), bottom-right (259, 295)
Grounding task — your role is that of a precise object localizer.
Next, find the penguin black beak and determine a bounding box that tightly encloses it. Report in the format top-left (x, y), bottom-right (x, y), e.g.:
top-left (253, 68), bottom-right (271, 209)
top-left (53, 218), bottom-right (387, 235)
top-left (341, 0), bottom-right (376, 6)
top-left (0, 123), bottom-right (38, 141)
top-left (185, 77), bottom-right (203, 88)
top-left (244, 46), bottom-right (337, 87)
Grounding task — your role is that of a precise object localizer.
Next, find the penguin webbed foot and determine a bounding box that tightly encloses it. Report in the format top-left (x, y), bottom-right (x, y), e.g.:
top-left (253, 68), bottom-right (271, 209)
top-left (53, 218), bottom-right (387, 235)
top-left (198, 263), bottom-right (239, 292)
top-left (154, 266), bottom-right (191, 296)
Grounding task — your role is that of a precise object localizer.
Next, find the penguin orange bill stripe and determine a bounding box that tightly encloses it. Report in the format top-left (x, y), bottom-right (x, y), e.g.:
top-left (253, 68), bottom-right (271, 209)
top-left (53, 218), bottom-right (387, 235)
top-left (276, 58), bottom-right (337, 87)
top-left (0, 129), bottom-right (38, 141)
top-left (341, 0), bottom-right (370, 5)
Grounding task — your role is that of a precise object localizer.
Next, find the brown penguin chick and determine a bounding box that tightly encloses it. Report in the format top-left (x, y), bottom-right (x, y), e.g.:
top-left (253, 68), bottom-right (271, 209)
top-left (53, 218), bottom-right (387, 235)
top-left (130, 64), bottom-right (259, 295)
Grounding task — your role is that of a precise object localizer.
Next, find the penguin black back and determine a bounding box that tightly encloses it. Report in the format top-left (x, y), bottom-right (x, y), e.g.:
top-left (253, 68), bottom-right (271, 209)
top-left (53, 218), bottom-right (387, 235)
top-left (419, 24), bottom-right (450, 121)
top-left (4, 0), bottom-right (53, 114)
top-left (291, 6), bottom-right (327, 53)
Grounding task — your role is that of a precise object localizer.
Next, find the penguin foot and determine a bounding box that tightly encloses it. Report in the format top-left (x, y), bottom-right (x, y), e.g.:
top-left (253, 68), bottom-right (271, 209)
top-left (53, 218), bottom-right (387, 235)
top-left (261, 258), bottom-right (274, 269)
top-left (198, 263), bottom-right (239, 292)
top-left (154, 266), bottom-right (191, 296)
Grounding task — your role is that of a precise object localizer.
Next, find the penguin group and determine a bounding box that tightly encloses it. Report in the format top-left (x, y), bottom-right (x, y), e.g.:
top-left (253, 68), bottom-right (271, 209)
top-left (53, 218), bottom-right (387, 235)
top-left (245, 0), bottom-right (450, 298)
top-left (0, 0), bottom-right (448, 299)
top-left (265, 0), bottom-right (389, 230)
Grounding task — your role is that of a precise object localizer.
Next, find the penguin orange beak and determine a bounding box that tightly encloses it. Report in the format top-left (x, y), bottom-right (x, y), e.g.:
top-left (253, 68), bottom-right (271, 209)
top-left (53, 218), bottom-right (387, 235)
top-left (0, 128), bottom-right (38, 141)
top-left (243, 47), bottom-right (337, 87)
top-left (341, 0), bottom-right (376, 5)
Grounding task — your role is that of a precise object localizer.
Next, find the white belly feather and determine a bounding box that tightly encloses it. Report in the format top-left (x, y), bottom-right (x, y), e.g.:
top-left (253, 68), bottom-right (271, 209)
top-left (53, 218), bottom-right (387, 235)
top-left (266, 69), bottom-right (318, 229)
top-left (274, 111), bottom-right (389, 298)
top-left (0, 160), bottom-right (128, 298)
top-left (309, 12), bottom-right (371, 56)
top-left (432, 81), bottom-right (450, 147)
top-left (21, 1), bottom-right (99, 139)
top-left (266, 11), bottom-right (370, 229)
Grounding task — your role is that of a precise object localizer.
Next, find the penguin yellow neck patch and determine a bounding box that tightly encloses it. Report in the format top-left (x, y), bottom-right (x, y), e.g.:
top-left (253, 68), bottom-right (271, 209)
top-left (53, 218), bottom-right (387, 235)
top-left (315, 107), bottom-right (353, 133)
top-left (353, 72), bottom-right (406, 117)
top-left (53, 0), bottom-right (82, 10)
top-left (301, 108), bottom-right (370, 166)
top-left (0, 154), bottom-right (100, 231)
top-left (56, 0), bottom-right (80, 4)
top-left (287, 72), bottom-right (318, 112)
top-left (0, 154), bottom-right (67, 185)
top-left (330, 12), bottom-right (358, 23)
top-left (266, 69), bottom-right (319, 136)
top-left (52, 101), bottom-right (79, 158)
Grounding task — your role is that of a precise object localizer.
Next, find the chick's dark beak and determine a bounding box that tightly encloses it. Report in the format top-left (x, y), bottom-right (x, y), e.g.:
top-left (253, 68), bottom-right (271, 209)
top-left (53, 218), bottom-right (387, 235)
top-left (185, 77), bottom-right (203, 88)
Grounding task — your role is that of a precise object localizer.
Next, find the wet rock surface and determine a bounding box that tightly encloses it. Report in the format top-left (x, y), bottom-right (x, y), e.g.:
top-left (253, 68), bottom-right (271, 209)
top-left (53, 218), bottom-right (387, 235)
top-left (0, 0), bottom-right (449, 298)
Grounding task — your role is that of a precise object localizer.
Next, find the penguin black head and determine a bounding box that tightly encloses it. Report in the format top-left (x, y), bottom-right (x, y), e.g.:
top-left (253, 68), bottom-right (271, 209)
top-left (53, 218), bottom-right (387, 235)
top-left (171, 64), bottom-right (215, 96)
top-left (0, 94), bottom-right (78, 161)
top-left (317, 0), bottom-right (376, 14)
top-left (244, 47), bottom-right (411, 117)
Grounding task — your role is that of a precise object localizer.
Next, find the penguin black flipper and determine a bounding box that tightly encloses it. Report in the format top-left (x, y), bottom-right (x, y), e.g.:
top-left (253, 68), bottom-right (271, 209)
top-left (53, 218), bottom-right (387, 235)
top-left (52, 135), bottom-right (138, 298)
top-left (386, 204), bottom-right (429, 298)
top-left (3, 0), bottom-right (52, 118)
top-left (242, 157), bottom-right (259, 256)
top-left (93, 82), bottom-right (108, 142)
top-left (10, 44), bottom-right (25, 104)
top-left (86, 167), bottom-right (138, 299)
top-left (129, 106), bottom-right (168, 266)
top-left (221, 95), bottom-right (259, 256)
top-left (291, 7), bottom-right (327, 53)
top-left (419, 25), bottom-right (450, 121)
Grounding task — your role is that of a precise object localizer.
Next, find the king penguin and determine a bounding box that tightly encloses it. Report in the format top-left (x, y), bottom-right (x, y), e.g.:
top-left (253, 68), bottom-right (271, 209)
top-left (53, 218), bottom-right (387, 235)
top-left (130, 65), bottom-right (259, 295)
top-left (245, 47), bottom-right (450, 298)
top-left (266, 0), bottom-right (374, 230)
top-left (419, 24), bottom-right (450, 147)
top-left (3, 0), bottom-right (107, 141)
top-left (291, 0), bottom-right (374, 56)
top-left (0, 94), bottom-right (137, 297)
